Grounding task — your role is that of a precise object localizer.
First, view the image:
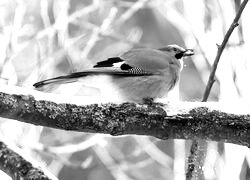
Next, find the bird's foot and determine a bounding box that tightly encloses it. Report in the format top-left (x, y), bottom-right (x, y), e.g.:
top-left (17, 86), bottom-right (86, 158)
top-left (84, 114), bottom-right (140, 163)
top-left (142, 97), bottom-right (154, 105)
top-left (142, 97), bottom-right (167, 116)
top-left (142, 97), bottom-right (165, 107)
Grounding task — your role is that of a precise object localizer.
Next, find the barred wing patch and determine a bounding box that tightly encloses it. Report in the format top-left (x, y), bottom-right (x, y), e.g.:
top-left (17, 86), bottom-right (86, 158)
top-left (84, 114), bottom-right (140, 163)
top-left (120, 63), bottom-right (152, 75)
top-left (127, 67), bottom-right (152, 75)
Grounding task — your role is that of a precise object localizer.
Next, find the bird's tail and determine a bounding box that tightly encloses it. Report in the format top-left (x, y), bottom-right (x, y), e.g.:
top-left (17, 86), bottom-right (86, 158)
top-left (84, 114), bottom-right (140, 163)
top-left (33, 67), bottom-right (151, 88)
top-left (33, 72), bottom-right (92, 88)
top-left (33, 76), bottom-right (75, 88)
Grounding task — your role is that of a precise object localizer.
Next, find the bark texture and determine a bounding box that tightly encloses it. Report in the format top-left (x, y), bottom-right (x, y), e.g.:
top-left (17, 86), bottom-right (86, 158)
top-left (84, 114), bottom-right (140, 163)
top-left (0, 92), bottom-right (249, 147)
top-left (0, 140), bottom-right (54, 180)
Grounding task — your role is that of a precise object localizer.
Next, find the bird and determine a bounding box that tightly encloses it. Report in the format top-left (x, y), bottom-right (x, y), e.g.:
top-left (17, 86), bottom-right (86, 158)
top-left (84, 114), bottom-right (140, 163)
top-left (33, 45), bottom-right (194, 103)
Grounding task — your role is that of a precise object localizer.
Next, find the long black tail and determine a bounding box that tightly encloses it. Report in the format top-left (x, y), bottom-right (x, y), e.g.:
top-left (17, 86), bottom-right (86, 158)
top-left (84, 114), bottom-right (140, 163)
top-left (33, 72), bottom-right (92, 88)
top-left (33, 69), bottom-right (123, 88)
top-left (33, 68), bottom-right (153, 88)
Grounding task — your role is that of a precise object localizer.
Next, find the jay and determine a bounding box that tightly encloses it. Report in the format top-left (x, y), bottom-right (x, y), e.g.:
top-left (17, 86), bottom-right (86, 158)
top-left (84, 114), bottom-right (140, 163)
top-left (33, 45), bottom-right (194, 103)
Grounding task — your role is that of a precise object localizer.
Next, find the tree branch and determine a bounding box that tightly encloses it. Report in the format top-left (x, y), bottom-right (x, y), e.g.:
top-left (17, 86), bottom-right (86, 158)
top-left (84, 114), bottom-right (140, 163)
top-left (0, 139), bottom-right (57, 180)
top-left (202, 0), bottom-right (249, 101)
top-left (0, 89), bottom-right (249, 148)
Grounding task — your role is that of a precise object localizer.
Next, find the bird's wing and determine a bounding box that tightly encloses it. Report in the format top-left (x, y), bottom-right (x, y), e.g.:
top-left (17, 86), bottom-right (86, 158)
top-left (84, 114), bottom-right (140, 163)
top-left (120, 48), bottom-right (171, 71)
top-left (91, 56), bottom-right (154, 76)
top-left (92, 48), bottom-right (171, 73)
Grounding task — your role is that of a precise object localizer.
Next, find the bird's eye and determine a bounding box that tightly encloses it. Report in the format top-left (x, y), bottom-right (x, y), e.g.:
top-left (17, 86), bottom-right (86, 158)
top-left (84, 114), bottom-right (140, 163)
top-left (173, 48), bottom-right (177, 51)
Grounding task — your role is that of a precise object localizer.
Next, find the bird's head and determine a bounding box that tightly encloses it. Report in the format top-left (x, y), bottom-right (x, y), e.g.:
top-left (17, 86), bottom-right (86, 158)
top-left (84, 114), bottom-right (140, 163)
top-left (159, 44), bottom-right (194, 59)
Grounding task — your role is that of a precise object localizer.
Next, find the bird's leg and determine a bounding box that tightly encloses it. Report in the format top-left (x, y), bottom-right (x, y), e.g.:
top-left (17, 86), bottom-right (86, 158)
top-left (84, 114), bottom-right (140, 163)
top-left (142, 97), bottom-right (154, 105)
top-left (142, 97), bottom-right (166, 108)
top-left (142, 97), bottom-right (167, 116)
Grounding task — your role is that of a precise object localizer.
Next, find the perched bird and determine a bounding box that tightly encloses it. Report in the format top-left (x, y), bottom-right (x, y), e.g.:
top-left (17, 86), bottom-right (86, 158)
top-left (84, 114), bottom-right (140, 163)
top-left (33, 45), bottom-right (194, 102)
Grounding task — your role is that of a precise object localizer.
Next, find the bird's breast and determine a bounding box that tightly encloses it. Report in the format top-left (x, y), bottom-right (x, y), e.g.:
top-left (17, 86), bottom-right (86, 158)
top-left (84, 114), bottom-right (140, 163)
top-left (112, 67), bottom-right (180, 102)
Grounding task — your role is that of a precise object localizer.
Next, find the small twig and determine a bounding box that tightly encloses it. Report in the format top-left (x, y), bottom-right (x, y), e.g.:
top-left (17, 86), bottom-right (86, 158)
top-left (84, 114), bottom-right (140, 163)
top-left (202, 0), bottom-right (249, 102)
top-left (188, 1), bottom-right (249, 178)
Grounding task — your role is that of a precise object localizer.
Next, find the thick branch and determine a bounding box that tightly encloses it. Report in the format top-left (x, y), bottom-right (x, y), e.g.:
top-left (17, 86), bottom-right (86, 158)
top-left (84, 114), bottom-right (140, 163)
top-left (0, 140), bottom-right (57, 180)
top-left (0, 90), bottom-right (250, 147)
top-left (202, 0), bottom-right (249, 101)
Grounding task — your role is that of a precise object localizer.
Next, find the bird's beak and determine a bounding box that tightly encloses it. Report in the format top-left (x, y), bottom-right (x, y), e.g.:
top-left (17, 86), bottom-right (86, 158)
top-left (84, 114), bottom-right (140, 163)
top-left (183, 49), bottom-right (194, 57)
